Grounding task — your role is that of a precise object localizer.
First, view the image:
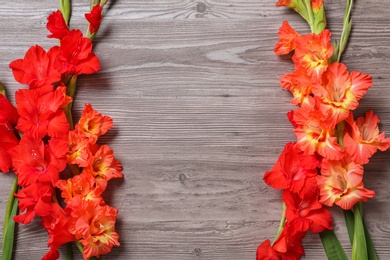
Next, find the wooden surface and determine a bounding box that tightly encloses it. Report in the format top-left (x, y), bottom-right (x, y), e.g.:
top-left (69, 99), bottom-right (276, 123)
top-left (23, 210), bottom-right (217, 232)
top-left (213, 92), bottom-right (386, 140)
top-left (1, 0), bottom-right (390, 259)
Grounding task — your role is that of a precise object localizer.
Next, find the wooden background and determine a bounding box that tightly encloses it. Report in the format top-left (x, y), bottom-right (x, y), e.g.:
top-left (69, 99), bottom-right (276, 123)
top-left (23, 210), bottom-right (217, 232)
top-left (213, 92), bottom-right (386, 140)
top-left (1, 0), bottom-right (390, 259)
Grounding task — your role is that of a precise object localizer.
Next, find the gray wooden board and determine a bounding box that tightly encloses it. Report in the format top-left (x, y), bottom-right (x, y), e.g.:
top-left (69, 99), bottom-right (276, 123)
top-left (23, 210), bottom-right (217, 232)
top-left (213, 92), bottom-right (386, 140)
top-left (0, 0), bottom-right (390, 259)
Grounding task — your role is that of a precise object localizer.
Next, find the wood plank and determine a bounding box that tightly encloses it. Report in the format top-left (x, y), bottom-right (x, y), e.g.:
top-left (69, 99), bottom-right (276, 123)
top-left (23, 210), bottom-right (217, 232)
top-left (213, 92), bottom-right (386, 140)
top-left (0, 0), bottom-right (390, 259)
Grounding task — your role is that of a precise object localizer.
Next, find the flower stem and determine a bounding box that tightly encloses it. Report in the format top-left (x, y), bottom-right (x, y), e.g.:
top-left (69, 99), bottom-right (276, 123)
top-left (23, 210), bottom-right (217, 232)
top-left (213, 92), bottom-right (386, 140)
top-left (272, 202), bottom-right (286, 245)
top-left (2, 177), bottom-right (19, 260)
top-left (302, 0), bottom-right (316, 33)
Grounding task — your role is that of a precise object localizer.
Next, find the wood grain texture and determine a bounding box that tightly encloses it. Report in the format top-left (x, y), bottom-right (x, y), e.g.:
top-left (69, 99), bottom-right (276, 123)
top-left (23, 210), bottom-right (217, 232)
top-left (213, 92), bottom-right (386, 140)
top-left (1, 0), bottom-right (390, 259)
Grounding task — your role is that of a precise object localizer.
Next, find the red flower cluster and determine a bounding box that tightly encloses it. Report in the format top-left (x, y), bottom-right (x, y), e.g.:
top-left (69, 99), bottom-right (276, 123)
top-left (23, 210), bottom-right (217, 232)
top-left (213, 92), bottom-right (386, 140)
top-left (1, 4), bottom-right (122, 260)
top-left (257, 3), bottom-right (390, 259)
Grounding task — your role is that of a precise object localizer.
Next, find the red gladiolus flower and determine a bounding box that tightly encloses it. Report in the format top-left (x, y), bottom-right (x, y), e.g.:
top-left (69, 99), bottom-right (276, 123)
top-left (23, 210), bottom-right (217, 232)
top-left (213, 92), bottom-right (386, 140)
top-left (10, 134), bottom-right (68, 187)
top-left (41, 203), bottom-right (75, 260)
top-left (0, 95), bottom-right (19, 173)
top-left (13, 183), bottom-right (54, 224)
top-left (54, 29), bottom-right (100, 75)
top-left (272, 219), bottom-right (306, 259)
top-left (283, 190), bottom-right (333, 233)
top-left (274, 21), bottom-right (300, 55)
top-left (85, 4), bottom-right (103, 34)
top-left (46, 10), bottom-right (70, 40)
top-left (256, 240), bottom-right (279, 260)
top-left (15, 88), bottom-right (70, 139)
top-left (263, 142), bottom-right (319, 199)
top-left (9, 45), bottom-right (61, 94)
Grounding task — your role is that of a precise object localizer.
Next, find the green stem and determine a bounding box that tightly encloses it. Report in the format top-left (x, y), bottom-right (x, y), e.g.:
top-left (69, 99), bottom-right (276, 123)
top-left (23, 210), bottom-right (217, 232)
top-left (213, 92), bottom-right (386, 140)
top-left (272, 202), bottom-right (286, 245)
top-left (337, 0), bottom-right (353, 62)
top-left (2, 181), bottom-right (19, 260)
top-left (3, 177), bottom-right (18, 238)
top-left (60, 0), bottom-right (71, 25)
top-left (304, 0), bottom-right (315, 33)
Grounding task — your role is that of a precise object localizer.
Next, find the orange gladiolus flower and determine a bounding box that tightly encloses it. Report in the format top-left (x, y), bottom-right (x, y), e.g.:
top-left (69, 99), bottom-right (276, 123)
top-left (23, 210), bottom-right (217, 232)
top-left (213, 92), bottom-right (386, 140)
top-left (83, 144), bottom-right (123, 190)
top-left (344, 111), bottom-right (390, 164)
top-left (67, 197), bottom-right (120, 259)
top-left (318, 157), bottom-right (375, 210)
top-left (77, 104), bottom-right (113, 144)
top-left (289, 98), bottom-right (343, 160)
top-left (293, 30), bottom-right (333, 79)
top-left (56, 172), bottom-right (104, 203)
top-left (280, 68), bottom-right (313, 106)
top-left (274, 21), bottom-right (300, 55)
top-left (312, 62), bottom-right (372, 126)
top-left (67, 129), bottom-right (91, 167)
top-left (276, 0), bottom-right (297, 9)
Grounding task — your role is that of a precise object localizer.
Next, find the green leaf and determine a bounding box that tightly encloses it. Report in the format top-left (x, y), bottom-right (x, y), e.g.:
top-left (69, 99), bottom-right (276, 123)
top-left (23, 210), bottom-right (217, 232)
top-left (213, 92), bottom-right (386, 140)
top-left (66, 243), bottom-right (74, 260)
top-left (320, 229), bottom-right (348, 260)
top-left (352, 202), bottom-right (367, 260)
top-left (363, 219), bottom-right (378, 260)
top-left (344, 209), bottom-right (355, 244)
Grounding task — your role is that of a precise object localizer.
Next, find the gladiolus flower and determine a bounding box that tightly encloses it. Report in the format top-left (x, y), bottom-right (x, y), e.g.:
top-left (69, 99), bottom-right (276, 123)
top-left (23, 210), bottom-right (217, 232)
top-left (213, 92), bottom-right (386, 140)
top-left (76, 104), bottom-right (113, 144)
top-left (66, 129), bottom-right (91, 167)
top-left (15, 89), bottom-right (70, 139)
top-left (85, 4), bottom-right (103, 34)
top-left (256, 240), bottom-right (279, 260)
top-left (54, 29), bottom-right (100, 75)
top-left (272, 219), bottom-right (306, 259)
top-left (66, 197), bottom-right (120, 259)
top-left (83, 144), bottom-right (123, 190)
top-left (293, 30), bottom-right (333, 79)
top-left (10, 134), bottom-right (68, 187)
top-left (283, 190), bottom-right (333, 233)
top-left (312, 62), bottom-right (373, 126)
top-left (263, 142), bottom-right (319, 199)
top-left (9, 45), bottom-right (61, 94)
top-left (318, 157), bottom-right (375, 210)
top-left (0, 95), bottom-right (19, 173)
top-left (56, 172), bottom-right (104, 203)
top-left (46, 10), bottom-right (70, 40)
top-left (41, 203), bottom-right (75, 260)
top-left (274, 21), bottom-right (300, 55)
top-left (289, 98), bottom-right (343, 160)
top-left (280, 68), bottom-right (313, 106)
top-left (13, 183), bottom-right (54, 224)
top-left (344, 111), bottom-right (390, 164)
